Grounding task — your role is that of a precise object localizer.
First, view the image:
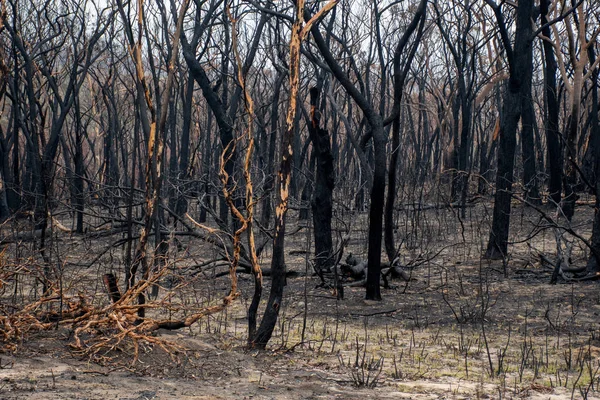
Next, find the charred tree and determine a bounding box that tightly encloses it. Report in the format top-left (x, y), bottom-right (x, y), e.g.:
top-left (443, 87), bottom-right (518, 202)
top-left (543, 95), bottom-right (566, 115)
top-left (585, 45), bottom-right (600, 274)
top-left (309, 8), bottom-right (384, 300)
top-left (434, 0), bottom-right (476, 213)
top-left (540, 0), bottom-right (562, 206)
top-left (260, 71), bottom-right (285, 228)
top-left (485, 0), bottom-right (534, 259)
top-left (175, 75), bottom-right (194, 218)
top-left (308, 86), bottom-right (335, 274)
top-left (384, 0), bottom-right (427, 262)
top-left (180, 0), bottom-right (238, 230)
top-left (252, 0), bottom-right (338, 346)
top-left (521, 87), bottom-right (541, 204)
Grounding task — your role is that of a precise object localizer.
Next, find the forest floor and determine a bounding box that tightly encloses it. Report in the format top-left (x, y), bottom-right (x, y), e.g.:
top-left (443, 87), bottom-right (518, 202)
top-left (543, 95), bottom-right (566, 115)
top-left (2, 199), bottom-right (600, 399)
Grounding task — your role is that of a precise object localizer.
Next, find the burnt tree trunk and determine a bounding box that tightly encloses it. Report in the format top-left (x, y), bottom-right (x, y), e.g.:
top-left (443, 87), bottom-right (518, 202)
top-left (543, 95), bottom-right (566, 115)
top-left (251, 4), bottom-right (300, 348)
top-left (298, 151), bottom-right (315, 221)
top-left (180, 3), bottom-right (236, 229)
top-left (261, 71), bottom-right (284, 228)
top-left (309, 87), bottom-right (335, 273)
top-left (485, 0), bottom-right (534, 259)
top-left (0, 129), bottom-right (10, 220)
top-left (7, 49), bottom-right (20, 213)
top-left (175, 74), bottom-right (194, 218)
top-left (73, 94), bottom-right (85, 233)
top-left (540, 0), bottom-right (562, 206)
top-left (585, 45), bottom-right (600, 274)
top-left (521, 87), bottom-right (541, 204)
top-left (252, 0), bottom-right (338, 346)
top-left (384, 0), bottom-right (426, 263)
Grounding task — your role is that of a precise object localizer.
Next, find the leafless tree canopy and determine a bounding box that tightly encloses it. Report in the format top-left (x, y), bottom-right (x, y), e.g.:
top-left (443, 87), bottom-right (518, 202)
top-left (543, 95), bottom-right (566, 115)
top-left (1, 0), bottom-right (600, 393)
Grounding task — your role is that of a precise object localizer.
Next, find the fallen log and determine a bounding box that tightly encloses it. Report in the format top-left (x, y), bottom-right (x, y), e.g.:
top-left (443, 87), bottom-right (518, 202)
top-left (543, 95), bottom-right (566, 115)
top-left (338, 253), bottom-right (410, 288)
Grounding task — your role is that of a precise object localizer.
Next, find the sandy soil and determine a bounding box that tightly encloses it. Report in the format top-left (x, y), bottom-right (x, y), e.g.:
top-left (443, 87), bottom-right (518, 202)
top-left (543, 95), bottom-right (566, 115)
top-left (2, 202), bottom-right (600, 399)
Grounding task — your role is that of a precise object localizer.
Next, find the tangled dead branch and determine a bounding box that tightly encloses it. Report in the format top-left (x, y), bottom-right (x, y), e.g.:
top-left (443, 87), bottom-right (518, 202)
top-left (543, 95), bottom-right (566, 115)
top-left (0, 255), bottom-right (239, 364)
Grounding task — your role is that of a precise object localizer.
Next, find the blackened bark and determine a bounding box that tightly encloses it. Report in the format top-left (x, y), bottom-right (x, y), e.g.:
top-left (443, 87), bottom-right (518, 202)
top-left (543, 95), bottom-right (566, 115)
top-left (309, 87), bottom-right (334, 273)
top-left (458, 89), bottom-right (473, 217)
top-left (174, 75), bottom-right (194, 218)
top-left (308, 8), bottom-right (386, 301)
top-left (73, 95), bottom-right (84, 233)
top-left (252, 0), bottom-right (339, 346)
top-left (0, 69), bottom-right (14, 217)
top-left (540, 0), bottom-right (562, 206)
top-left (365, 130), bottom-right (386, 300)
top-left (384, 0), bottom-right (426, 262)
top-left (8, 50), bottom-right (20, 212)
top-left (180, 4), bottom-right (237, 228)
top-left (521, 88), bottom-right (541, 204)
top-left (0, 129), bottom-right (10, 220)
top-left (167, 96), bottom-right (179, 214)
top-left (261, 72), bottom-right (284, 228)
top-left (218, 11), bottom-right (231, 226)
top-left (298, 153), bottom-right (314, 221)
top-left (485, 0), bottom-right (534, 259)
top-left (434, 1), bottom-right (475, 214)
top-left (585, 45), bottom-right (600, 273)
top-left (0, 177), bottom-right (8, 220)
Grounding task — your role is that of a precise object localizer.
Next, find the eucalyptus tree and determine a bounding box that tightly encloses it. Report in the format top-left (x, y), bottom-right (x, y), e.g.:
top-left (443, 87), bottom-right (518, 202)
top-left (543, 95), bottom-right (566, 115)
top-left (433, 0), bottom-right (480, 209)
top-left (383, 0), bottom-right (427, 263)
top-left (0, 5), bottom-right (10, 219)
top-left (537, 0), bottom-right (600, 274)
top-left (179, 0), bottom-right (270, 230)
top-left (297, 0), bottom-right (425, 299)
top-left (585, 41), bottom-right (600, 274)
top-left (307, 6), bottom-right (382, 299)
top-left (242, 0), bottom-right (339, 347)
top-left (258, 41), bottom-right (286, 229)
top-left (539, 0), bottom-right (562, 206)
top-left (542, 0), bottom-right (600, 220)
top-left (3, 0), bottom-right (111, 243)
top-left (484, 0), bottom-right (535, 259)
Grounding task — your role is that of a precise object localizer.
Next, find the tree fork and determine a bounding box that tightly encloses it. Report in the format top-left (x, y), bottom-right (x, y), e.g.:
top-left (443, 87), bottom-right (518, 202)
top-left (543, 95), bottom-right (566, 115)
top-left (251, 0), bottom-right (338, 347)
